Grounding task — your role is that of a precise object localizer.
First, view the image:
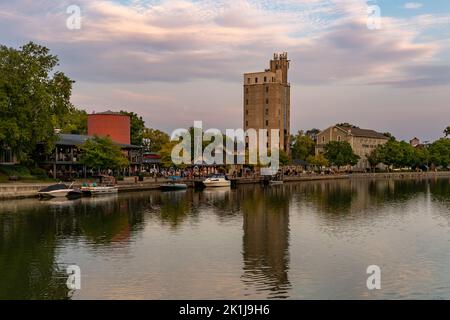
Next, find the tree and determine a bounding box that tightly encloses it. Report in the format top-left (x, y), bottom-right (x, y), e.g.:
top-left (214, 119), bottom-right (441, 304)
top-left (428, 138), bottom-right (450, 167)
top-left (444, 126), bottom-right (450, 138)
top-left (0, 42), bottom-right (74, 161)
top-left (376, 140), bottom-right (402, 169)
top-left (142, 128), bottom-right (170, 152)
top-left (79, 136), bottom-right (129, 171)
top-left (120, 111), bottom-right (145, 145)
top-left (61, 108), bottom-right (88, 134)
top-left (306, 154), bottom-right (329, 168)
top-left (366, 148), bottom-right (383, 171)
top-left (323, 141), bottom-right (360, 170)
top-left (279, 150), bottom-right (290, 166)
top-left (305, 128), bottom-right (320, 140)
top-left (336, 123), bottom-right (358, 128)
top-left (291, 133), bottom-right (315, 161)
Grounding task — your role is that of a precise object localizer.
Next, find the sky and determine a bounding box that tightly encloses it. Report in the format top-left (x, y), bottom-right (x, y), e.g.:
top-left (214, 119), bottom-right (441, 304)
top-left (0, 0), bottom-right (449, 142)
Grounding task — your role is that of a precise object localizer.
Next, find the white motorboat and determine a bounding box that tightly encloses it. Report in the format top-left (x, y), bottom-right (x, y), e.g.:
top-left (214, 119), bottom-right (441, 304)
top-left (81, 186), bottom-right (118, 196)
top-left (37, 183), bottom-right (82, 198)
top-left (202, 175), bottom-right (231, 188)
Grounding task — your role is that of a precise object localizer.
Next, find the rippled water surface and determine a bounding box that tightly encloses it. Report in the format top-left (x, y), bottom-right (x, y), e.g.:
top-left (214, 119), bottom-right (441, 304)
top-left (1, 178), bottom-right (450, 299)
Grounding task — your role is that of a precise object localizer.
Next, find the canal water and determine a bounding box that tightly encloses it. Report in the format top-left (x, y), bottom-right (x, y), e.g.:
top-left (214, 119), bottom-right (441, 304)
top-left (0, 178), bottom-right (449, 299)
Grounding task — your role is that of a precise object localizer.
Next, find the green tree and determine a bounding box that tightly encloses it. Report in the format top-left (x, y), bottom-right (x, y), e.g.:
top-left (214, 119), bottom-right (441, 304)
top-left (428, 138), bottom-right (450, 167)
top-left (376, 140), bottom-right (402, 169)
top-left (323, 141), bottom-right (360, 170)
top-left (291, 133), bottom-right (315, 161)
top-left (142, 128), bottom-right (170, 152)
top-left (120, 111), bottom-right (145, 145)
top-left (279, 150), bottom-right (290, 166)
top-left (366, 148), bottom-right (383, 171)
top-left (61, 108), bottom-right (88, 134)
top-left (79, 136), bottom-right (129, 170)
top-left (444, 126), bottom-right (450, 138)
top-left (306, 154), bottom-right (329, 167)
top-left (159, 141), bottom-right (185, 168)
top-left (0, 42), bottom-right (74, 161)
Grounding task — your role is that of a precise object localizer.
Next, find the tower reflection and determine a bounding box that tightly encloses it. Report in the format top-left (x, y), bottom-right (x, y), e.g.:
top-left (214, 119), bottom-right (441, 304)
top-left (240, 185), bottom-right (291, 298)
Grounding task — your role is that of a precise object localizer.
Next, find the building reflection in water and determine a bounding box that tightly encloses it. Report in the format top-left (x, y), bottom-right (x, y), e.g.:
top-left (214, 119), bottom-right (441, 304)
top-left (240, 185), bottom-right (291, 299)
top-left (1, 177), bottom-right (449, 299)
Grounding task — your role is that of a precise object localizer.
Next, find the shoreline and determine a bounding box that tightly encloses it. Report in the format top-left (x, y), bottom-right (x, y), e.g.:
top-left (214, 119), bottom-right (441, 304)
top-left (1, 171), bottom-right (449, 200)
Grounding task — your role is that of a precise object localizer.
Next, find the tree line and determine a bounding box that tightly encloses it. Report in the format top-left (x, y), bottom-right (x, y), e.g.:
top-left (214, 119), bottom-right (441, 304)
top-left (291, 127), bottom-right (450, 171)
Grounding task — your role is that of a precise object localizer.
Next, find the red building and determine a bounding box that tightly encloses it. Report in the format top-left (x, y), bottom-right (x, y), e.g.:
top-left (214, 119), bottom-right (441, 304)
top-left (87, 111), bottom-right (131, 145)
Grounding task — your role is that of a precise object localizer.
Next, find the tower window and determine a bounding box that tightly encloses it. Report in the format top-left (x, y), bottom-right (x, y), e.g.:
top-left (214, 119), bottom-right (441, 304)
top-left (266, 120), bottom-right (269, 126)
top-left (266, 86), bottom-right (269, 93)
top-left (246, 99), bottom-right (248, 105)
top-left (246, 88), bottom-right (248, 93)
top-left (266, 98), bottom-right (269, 104)
top-left (246, 121), bottom-right (248, 127)
top-left (246, 110), bottom-right (248, 115)
top-left (264, 76), bottom-right (267, 82)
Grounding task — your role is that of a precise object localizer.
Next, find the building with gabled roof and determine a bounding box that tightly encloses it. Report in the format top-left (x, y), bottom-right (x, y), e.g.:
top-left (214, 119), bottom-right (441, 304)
top-left (315, 125), bottom-right (389, 171)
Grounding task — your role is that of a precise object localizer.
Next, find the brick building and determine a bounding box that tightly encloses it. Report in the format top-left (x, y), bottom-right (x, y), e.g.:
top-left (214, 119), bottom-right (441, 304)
top-left (243, 53), bottom-right (291, 154)
top-left (88, 111), bottom-right (131, 145)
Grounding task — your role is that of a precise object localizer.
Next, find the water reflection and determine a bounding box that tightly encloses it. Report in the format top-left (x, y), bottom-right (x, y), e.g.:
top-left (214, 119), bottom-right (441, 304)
top-left (241, 186), bottom-right (291, 298)
top-left (0, 177), bottom-right (449, 299)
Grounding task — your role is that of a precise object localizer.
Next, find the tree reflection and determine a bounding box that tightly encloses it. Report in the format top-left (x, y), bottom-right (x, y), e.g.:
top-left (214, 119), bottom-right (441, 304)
top-left (0, 203), bottom-right (70, 299)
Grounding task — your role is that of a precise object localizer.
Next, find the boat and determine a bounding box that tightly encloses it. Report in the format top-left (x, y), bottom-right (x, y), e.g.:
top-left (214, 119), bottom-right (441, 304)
top-left (37, 183), bottom-right (82, 198)
top-left (81, 185), bottom-right (118, 196)
top-left (160, 176), bottom-right (188, 191)
top-left (202, 175), bottom-right (231, 188)
top-left (160, 183), bottom-right (188, 191)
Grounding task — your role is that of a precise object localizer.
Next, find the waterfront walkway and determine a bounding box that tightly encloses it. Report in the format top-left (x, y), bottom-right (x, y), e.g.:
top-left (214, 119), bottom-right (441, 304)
top-left (1, 171), bottom-right (449, 200)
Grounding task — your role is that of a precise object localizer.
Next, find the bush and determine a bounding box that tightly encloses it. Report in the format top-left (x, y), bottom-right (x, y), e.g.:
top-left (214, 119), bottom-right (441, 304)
top-left (30, 167), bottom-right (48, 177)
top-left (0, 165), bottom-right (51, 181)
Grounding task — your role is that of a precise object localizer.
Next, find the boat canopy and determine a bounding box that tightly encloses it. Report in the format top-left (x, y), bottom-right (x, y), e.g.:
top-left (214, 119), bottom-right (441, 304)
top-left (38, 184), bottom-right (68, 192)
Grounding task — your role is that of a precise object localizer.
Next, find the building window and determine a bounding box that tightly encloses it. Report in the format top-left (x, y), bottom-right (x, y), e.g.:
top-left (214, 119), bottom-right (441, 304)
top-left (266, 98), bottom-right (269, 104)
top-left (246, 88), bottom-right (248, 93)
top-left (338, 135), bottom-right (341, 141)
top-left (246, 99), bottom-right (248, 105)
top-left (255, 77), bottom-right (258, 83)
top-left (266, 120), bottom-right (269, 126)
top-left (322, 136), bottom-right (325, 143)
top-left (247, 78), bottom-right (250, 84)
top-left (264, 76), bottom-right (267, 82)
top-left (246, 110), bottom-right (248, 115)
top-left (266, 86), bottom-right (269, 93)
top-left (246, 121), bottom-right (248, 127)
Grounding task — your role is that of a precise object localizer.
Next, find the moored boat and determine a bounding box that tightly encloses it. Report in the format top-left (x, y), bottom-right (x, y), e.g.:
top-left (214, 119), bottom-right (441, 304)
top-left (202, 175), bottom-right (231, 188)
top-left (81, 186), bottom-right (118, 196)
top-left (160, 183), bottom-right (188, 191)
top-left (38, 183), bottom-right (81, 198)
